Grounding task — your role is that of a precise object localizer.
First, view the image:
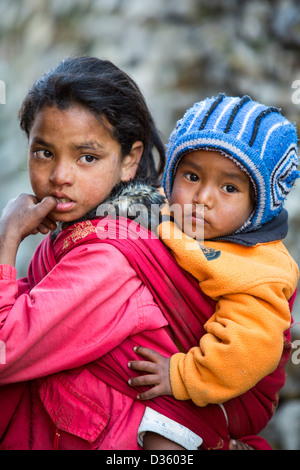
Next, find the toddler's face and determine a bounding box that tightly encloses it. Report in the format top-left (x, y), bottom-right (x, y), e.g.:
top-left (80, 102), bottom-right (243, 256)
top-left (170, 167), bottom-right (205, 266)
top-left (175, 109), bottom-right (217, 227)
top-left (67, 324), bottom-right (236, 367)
top-left (170, 150), bottom-right (254, 239)
top-left (28, 105), bottom-right (137, 223)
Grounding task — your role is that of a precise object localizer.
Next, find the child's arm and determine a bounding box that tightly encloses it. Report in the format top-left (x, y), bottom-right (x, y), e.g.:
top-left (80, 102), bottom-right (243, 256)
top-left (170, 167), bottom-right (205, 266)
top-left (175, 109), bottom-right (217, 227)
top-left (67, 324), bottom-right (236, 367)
top-left (129, 279), bottom-right (297, 407)
top-left (129, 291), bottom-right (293, 406)
top-left (129, 287), bottom-right (294, 407)
top-left (0, 241), bottom-right (160, 385)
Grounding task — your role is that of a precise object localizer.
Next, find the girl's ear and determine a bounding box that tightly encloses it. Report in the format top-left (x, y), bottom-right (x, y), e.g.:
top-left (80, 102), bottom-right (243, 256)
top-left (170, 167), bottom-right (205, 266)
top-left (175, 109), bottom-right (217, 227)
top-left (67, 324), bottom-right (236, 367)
top-left (121, 141), bottom-right (144, 181)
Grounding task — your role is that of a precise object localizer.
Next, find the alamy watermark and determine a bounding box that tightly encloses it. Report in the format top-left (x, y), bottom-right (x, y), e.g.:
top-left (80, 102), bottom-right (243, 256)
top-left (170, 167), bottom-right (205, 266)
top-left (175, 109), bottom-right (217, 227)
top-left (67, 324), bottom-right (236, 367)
top-left (96, 199), bottom-right (204, 248)
top-left (291, 339), bottom-right (300, 365)
top-left (0, 80), bottom-right (5, 104)
top-left (291, 80), bottom-right (300, 105)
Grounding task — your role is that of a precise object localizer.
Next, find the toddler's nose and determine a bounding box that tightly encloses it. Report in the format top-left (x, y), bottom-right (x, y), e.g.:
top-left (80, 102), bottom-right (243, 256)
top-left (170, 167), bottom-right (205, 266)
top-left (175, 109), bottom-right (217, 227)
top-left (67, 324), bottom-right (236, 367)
top-left (193, 185), bottom-right (214, 209)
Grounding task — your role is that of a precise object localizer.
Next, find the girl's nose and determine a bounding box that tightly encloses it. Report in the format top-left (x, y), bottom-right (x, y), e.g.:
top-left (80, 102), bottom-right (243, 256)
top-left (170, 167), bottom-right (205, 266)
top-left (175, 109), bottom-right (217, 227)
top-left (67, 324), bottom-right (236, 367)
top-left (49, 161), bottom-right (74, 186)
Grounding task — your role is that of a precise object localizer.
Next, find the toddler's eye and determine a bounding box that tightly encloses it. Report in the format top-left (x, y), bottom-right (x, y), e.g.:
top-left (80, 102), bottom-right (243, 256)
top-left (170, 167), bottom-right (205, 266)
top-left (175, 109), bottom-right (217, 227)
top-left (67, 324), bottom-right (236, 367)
top-left (34, 149), bottom-right (52, 159)
top-left (186, 173), bottom-right (199, 182)
top-left (223, 184), bottom-right (238, 193)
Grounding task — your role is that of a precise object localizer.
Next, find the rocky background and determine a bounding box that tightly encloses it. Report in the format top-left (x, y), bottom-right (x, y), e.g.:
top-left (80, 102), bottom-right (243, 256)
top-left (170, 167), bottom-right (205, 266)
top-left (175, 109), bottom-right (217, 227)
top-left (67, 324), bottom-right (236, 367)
top-left (0, 0), bottom-right (299, 449)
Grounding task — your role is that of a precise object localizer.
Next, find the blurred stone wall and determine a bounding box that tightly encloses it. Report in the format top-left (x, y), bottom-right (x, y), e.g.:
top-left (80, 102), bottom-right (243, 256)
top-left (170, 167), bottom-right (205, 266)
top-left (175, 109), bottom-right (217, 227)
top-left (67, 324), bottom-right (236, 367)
top-left (0, 0), bottom-right (299, 449)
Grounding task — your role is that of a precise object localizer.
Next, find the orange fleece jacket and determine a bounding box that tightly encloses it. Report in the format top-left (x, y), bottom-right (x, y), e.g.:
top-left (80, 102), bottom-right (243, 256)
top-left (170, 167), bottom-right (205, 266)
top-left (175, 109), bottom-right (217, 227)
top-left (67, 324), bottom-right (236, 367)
top-left (158, 217), bottom-right (299, 407)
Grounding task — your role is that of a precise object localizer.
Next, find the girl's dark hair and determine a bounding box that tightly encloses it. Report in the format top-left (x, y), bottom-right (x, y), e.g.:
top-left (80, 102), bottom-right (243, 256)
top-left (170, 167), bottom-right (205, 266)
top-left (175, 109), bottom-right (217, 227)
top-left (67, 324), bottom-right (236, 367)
top-left (19, 56), bottom-right (165, 184)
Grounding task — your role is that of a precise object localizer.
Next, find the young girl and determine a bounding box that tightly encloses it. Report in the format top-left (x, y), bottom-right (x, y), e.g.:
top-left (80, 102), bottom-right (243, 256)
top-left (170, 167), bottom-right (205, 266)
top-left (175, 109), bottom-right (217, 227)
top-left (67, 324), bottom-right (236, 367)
top-left (0, 57), bottom-right (288, 450)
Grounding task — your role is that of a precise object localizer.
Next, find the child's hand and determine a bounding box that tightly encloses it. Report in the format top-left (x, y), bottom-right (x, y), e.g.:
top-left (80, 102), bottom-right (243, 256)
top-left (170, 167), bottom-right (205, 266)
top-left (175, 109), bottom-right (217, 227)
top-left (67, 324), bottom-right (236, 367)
top-left (0, 193), bottom-right (57, 243)
top-left (128, 346), bottom-right (173, 400)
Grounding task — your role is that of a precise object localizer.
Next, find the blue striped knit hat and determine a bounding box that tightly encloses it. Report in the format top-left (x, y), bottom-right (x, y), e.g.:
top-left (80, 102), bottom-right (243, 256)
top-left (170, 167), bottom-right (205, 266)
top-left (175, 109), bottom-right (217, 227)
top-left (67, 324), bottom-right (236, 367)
top-left (163, 93), bottom-right (299, 232)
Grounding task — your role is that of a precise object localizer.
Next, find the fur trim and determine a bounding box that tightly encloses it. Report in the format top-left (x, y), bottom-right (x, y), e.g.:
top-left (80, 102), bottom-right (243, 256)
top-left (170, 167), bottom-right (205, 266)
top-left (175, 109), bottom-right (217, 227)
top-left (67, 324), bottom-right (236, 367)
top-left (97, 179), bottom-right (165, 230)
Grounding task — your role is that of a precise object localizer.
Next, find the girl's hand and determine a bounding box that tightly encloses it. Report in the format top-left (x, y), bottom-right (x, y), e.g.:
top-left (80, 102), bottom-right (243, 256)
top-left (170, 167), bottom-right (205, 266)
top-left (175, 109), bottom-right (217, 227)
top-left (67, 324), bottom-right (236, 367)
top-left (128, 346), bottom-right (173, 400)
top-left (0, 193), bottom-right (57, 243)
top-left (0, 194), bottom-right (57, 266)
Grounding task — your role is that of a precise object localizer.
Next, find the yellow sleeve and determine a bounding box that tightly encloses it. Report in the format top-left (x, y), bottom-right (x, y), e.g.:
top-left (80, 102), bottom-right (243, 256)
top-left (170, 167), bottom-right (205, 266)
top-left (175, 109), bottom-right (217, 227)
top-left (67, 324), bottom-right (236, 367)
top-left (170, 284), bottom-right (293, 406)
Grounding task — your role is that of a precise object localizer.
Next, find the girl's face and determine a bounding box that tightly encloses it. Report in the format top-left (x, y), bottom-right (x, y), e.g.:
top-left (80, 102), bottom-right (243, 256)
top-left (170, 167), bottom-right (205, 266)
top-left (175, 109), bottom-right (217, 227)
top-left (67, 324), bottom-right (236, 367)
top-left (170, 150), bottom-right (254, 239)
top-left (28, 105), bottom-right (142, 222)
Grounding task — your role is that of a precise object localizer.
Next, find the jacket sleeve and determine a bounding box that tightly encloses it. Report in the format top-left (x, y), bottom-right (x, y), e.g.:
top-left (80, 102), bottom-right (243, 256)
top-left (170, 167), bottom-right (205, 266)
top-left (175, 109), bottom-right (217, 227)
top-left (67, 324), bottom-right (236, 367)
top-left (0, 243), bottom-right (166, 385)
top-left (170, 284), bottom-right (294, 406)
top-left (162, 228), bottom-right (299, 406)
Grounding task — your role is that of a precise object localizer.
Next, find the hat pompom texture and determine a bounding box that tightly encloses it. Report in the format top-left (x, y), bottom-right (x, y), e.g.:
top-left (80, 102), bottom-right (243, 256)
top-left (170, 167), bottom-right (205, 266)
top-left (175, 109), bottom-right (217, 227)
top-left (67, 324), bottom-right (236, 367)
top-left (163, 94), bottom-right (300, 232)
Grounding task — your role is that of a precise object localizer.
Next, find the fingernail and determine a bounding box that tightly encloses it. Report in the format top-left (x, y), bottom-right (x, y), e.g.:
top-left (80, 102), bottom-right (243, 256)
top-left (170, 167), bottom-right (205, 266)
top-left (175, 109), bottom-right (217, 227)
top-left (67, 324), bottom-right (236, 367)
top-left (128, 379), bottom-right (132, 385)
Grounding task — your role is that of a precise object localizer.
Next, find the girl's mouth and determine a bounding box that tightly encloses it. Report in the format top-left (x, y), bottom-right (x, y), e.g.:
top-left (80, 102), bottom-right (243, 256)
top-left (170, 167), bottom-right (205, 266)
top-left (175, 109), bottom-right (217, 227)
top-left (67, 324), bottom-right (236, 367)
top-left (54, 197), bottom-right (76, 212)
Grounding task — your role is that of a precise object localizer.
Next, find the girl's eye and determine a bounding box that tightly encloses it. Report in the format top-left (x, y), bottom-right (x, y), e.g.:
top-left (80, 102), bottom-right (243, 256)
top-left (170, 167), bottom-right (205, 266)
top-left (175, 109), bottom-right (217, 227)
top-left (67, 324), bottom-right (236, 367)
top-left (223, 184), bottom-right (238, 193)
top-left (186, 173), bottom-right (199, 182)
top-left (80, 155), bottom-right (98, 164)
top-left (33, 149), bottom-right (52, 159)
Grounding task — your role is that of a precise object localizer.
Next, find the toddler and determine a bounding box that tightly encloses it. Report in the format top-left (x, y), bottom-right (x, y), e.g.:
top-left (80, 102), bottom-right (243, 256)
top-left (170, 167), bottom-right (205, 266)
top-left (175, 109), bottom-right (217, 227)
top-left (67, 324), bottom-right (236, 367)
top-left (129, 93), bottom-right (299, 448)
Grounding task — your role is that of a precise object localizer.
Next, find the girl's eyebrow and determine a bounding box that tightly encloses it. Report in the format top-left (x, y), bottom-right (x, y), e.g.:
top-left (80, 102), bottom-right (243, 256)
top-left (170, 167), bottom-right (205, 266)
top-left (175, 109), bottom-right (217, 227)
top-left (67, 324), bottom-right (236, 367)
top-left (73, 142), bottom-right (104, 151)
top-left (30, 138), bottom-right (104, 152)
top-left (30, 137), bottom-right (53, 148)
